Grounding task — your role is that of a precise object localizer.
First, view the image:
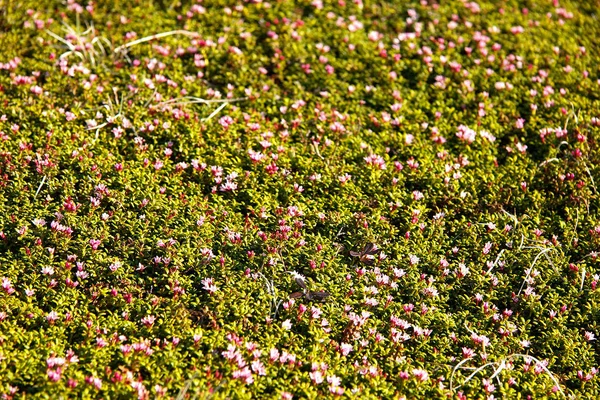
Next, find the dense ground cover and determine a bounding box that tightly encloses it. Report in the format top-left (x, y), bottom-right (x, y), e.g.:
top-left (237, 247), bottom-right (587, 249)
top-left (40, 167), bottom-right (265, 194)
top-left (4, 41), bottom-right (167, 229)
top-left (1, 0), bottom-right (600, 398)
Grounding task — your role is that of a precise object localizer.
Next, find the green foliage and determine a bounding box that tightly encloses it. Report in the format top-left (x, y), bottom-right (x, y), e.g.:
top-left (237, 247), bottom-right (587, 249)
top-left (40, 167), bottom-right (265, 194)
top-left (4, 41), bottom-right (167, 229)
top-left (1, 0), bottom-right (600, 398)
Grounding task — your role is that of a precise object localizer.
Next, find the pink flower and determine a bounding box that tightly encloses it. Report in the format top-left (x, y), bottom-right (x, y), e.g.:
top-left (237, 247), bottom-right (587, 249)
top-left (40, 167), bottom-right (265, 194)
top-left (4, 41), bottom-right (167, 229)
top-left (269, 348), bottom-right (280, 362)
top-left (46, 311), bottom-right (59, 324)
top-left (338, 173), bottom-right (352, 184)
top-left (232, 367), bottom-right (254, 384)
top-left (200, 249), bottom-right (214, 264)
top-left (251, 360), bottom-right (266, 376)
top-left (109, 261), bottom-right (122, 272)
top-left (89, 239), bottom-right (101, 250)
top-left (329, 384), bottom-right (344, 395)
top-left (412, 368), bottom-right (429, 382)
top-left (47, 368), bottom-right (62, 381)
top-left (409, 254), bottom-right (420, 265)
top-left (515, 118), bottom-right (525, 129)
top-left (482, 378), bottom-right (496, 393)
top-left (31, 85), bottom-right (43, 95)
top-left (339, 342), bottom-right (353, 356)
top-left (456, 125), bottom-right (477, 143)
top-left (2, 277), bottom-right (15, 295)
top-left (364, 154), bottom-right (386, 170)
top-left (46, 356), bottom-right (66, 368)
top-left (85, 376), bottom-right (102, 390)
top-left (471, 333), bottom-right (490, 347)
top-left (310, 370), bottom-right (324, 384)
top-left (265, 163), bottom-right (279, 175)
top-left (248, 149), bottom-right (266, 163)
top-left (462, 347), bottom-right (475, 359)
top-left (457, 263), bottom-right (469, 278)
top-left (219, 116), bottom-right (234, 130)
top-left (510, 26), bottom-right (524, 35)
top-left (329, 121), bottom-right (346, 133)
top-left (482, 242), bottom-right (492, 255)
top-left (201, 277), bottom-right (218, 294)
top-left (140, 315), bottom-right (156, 327)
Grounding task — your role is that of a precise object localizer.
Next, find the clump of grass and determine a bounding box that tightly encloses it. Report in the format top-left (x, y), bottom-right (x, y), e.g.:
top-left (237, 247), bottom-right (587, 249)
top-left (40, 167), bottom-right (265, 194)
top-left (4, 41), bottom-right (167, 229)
top-left (45, 19), bottom-right (110, 67)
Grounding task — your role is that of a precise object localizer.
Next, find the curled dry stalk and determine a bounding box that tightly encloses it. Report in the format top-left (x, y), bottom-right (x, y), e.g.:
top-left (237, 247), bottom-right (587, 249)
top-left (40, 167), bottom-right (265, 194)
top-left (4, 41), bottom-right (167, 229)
top-left (450, 354), bottom-right (566, 398)
top-left (113, 30), bottom-right (200, 55)
top-left (517, 246), bottom-right (558, 296)
top-left (485, 249), bottom-right (505, 274)
top-left (175, 373), bottom-right (199, 400)
top-left (85, 89), bottom-right (133, 141)
top-left (500, 208), bottom-right (561, 297)
top-left (257, 272), bottom-right (283, 319)
top-left (34, 175), bottom-right (46, 198)
top-left (157, 96), bottom-right (247, 107)
top-left (155, 96), bottom-right (248, 121)
top-left (174, 372), bottom-right (227, 400)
